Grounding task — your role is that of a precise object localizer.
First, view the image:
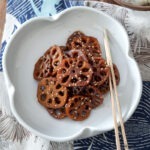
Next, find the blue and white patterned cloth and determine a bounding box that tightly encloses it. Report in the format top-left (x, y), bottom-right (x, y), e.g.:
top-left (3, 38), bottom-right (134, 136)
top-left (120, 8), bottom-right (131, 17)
top-left (0, 0), bottom-right (150, 149)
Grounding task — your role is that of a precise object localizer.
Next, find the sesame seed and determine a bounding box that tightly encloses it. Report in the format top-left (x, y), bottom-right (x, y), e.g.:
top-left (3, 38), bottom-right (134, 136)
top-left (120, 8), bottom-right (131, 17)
top-left (81, 102), bottom-right (84, 105)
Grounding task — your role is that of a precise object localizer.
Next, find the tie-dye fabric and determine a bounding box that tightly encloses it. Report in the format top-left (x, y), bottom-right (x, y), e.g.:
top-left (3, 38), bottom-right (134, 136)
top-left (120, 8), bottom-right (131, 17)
top-left (0, 0), bottom-right (150, 149)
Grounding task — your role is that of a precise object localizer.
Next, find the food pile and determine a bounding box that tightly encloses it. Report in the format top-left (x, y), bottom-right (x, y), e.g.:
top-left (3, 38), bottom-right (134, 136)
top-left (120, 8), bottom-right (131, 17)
top-left (33, 31), bottom-right (120, 121)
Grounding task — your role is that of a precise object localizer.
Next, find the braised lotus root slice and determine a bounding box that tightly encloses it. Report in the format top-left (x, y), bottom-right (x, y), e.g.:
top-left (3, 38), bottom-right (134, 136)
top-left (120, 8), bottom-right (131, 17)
top-left (33, 54), bottom-right (52, 81)
top-left (57, 58), bottom-right (93, 87)
top-left (64, 49), bottom-right (88, 61)
top-left (47, 107), bottom-right (67, 119)
top-left (33, 45), bottom-right (63, 81)
top-left (91, 57), bottom-right (110, 86)
top-left (98, 64), bottom-right (120, 94)
top-left (66, 31), bottom-right (85, 49)
top-left (82, 36), bottom-right (101, 55)
top-left (80, 86), bottom-right (104, 108)
top-left (68, 86), bottom-right (104, 108)
top-left (37, 78), bottom-right (68, 109)
top-left (65, 96), bottom-right (92, 121)
top-left (68, 35), bottom-right (101, 54)
top-left (48, 45), bottom-right (63, 74)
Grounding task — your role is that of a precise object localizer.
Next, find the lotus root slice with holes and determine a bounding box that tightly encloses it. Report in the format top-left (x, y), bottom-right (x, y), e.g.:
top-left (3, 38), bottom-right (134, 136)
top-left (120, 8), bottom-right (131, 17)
top-left (57, 58), bottom-right (93, 87)
top-left (91, 57), bottom-right (110, 86)
top-left (80, 86), bottom-right (104, 108)
top-left (81, 36), bottom-right (101, 56)
top-left (33, 45), bottom-right (63, 80)
top-left (97, 64), bottom-right (120, 94)
top-left (47, 107), bottom-right (67, 119)
top-left (37, 78), bottom-right (67, 109)
top-left (33, 53), bottom-right (52, 81)
top-left (66, 31), bottom-right (85, 49)
top-left (48, 45), bottom-right (64, 75)
top-left (67, 35), bottom-right (101, 56)
top-left (68, 86), bottom-right (104, 108)
top-left (65, 96), bottom-right (92, 121)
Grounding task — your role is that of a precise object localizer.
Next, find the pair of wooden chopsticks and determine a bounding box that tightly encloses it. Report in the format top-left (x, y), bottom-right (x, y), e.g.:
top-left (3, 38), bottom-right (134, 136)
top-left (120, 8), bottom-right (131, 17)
top-left (103, 29), bottom-right (128, 150)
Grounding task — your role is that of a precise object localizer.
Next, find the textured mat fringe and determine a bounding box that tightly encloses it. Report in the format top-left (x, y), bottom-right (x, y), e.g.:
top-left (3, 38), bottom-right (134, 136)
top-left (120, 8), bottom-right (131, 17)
top-left (0, 111), bottom-right (30, 142)
top-left (49, 141), bottom-right (74, 150)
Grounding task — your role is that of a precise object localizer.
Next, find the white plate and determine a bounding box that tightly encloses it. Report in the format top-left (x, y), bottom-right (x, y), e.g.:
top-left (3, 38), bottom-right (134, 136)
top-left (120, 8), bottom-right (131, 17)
top-left (3, 6), bottom-right (142, 142)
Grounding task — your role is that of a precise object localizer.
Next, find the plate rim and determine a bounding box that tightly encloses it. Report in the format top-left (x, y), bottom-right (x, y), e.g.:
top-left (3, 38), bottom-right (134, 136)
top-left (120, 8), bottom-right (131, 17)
top-left (2, 6), bottom-right (142, 142)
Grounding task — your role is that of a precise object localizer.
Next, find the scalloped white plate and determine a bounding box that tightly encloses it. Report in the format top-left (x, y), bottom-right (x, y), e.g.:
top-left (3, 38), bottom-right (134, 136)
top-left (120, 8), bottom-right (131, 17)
top-left (3, 6), bottom-right (142, 142)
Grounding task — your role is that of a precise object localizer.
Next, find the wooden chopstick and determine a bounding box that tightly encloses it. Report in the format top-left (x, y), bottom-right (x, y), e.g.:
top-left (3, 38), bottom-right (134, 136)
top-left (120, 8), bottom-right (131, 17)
top-left (103, 29), bottom-right (128, 150)
top-left (108, 73), bottom-right (121, 150)
top-left (0, 0), bottom-right (6, 48)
